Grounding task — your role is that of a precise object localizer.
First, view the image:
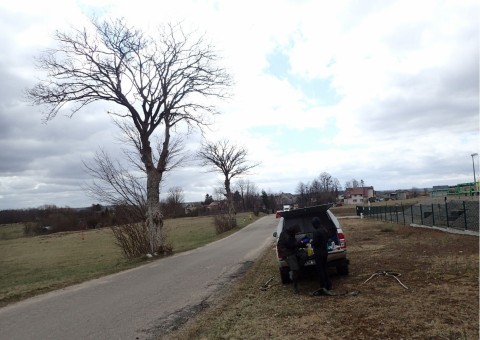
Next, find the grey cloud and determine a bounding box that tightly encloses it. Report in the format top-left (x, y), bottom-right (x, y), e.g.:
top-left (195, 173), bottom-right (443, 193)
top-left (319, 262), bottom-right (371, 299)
top-left (363, 53), bottom-right (478, 137)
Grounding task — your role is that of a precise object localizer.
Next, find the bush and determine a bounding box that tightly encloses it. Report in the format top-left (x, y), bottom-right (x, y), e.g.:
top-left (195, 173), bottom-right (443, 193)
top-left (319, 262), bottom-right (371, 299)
top-left (214, 214), bottom-right (237, 234)
top-left (109, 205), bottom-right (173, 258)
top-left (111, 222), bottom-right (173, 258)
top-left (23, 222), bottom-right (45, 236)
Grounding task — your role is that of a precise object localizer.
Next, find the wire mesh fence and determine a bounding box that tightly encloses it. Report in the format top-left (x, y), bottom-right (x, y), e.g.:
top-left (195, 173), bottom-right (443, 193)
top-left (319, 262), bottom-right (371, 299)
top-left (359, 200), bottom-right (479, 232)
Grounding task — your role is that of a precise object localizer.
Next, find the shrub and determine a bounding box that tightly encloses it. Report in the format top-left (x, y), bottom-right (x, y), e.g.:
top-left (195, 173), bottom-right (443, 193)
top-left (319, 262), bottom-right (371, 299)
top-left (111, 222), bottom-right (173, 258)
top-left (23, 222), bottom-right (44, 236)
top-left (214, 214), bottom-right (237, 234)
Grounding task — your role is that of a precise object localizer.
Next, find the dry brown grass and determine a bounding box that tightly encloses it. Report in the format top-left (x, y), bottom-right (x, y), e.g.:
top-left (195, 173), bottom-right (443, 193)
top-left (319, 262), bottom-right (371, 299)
top-left (167, 218), bottom-right (479, 340)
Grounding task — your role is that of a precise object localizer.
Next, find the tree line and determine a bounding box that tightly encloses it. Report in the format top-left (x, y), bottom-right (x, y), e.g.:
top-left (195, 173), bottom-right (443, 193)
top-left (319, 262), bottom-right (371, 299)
top-left (295, 172), bottom-right (342, 207)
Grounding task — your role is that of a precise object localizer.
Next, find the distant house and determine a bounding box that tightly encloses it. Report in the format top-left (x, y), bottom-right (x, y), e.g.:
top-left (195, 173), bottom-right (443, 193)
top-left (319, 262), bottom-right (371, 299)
top-left (183, 203), bottom-right (198, 215)
top-left (431, 185), bottom-right (449, 197)
top-left (207, 201), bottom-right (220, 212)
top-left (387, 192), bottom-right (397, 200)
top-left (396, 191), bottom-right (408, 200)
top-left (343, 186), bottom-right (374, 205)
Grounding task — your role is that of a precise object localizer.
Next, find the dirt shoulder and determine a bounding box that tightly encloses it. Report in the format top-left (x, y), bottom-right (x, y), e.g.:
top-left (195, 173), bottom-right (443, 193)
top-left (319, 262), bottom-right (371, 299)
top-left (166, 218), bottom-right (479, 339)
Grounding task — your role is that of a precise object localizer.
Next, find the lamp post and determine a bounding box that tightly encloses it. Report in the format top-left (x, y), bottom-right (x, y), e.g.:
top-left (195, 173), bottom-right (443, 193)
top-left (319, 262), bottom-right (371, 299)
top-left (472, 153), bottom-right (478, 195)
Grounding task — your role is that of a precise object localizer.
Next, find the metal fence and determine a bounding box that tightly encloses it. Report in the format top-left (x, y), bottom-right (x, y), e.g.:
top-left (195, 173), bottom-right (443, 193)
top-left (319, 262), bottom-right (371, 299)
top-left (358, 200), bottom-right (479, 232)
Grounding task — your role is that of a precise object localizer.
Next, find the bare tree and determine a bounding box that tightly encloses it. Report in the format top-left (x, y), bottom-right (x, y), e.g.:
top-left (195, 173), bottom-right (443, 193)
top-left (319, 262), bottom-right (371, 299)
top-left (243, 180), bottom-right (259, 211)
top-left (163, 186), bottom-right (185, 218)
top-left (346, 179), bottom-right (360, 189)
top-left (235, 179), bottom-right (247, 211)
top-left (296, 181), bottom-right (311, 208)
top-left (298, 172), bottom-right (342, 206)
top-left (27, 18), bottom-right (232, 254)
top-left (319, 172), bottom-right (333, 192)
top-left (197, 139), bottom-right (259, 230)
top-left (332, 178), bottom-right (342, 193)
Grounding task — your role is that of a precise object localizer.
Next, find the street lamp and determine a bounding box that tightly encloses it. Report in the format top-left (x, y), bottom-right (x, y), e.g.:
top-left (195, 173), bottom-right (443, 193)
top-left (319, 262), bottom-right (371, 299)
top-left (472, 153), bottom-right (478, 195)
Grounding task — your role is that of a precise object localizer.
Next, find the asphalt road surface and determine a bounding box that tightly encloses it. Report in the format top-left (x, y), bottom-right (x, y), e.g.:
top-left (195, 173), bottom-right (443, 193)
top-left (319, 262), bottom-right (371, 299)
top-left (0, 215), bottom-right (278, 339)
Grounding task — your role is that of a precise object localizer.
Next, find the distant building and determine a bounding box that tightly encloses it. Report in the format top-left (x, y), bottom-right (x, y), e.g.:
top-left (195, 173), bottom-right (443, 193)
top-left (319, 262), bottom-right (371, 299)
top-left (207, 201), bottom-right (220, 212)
top-left (389, 191), bottom-right (408, 200)
top-left (431, 183), bottom-right (477, 197)
top-left (343, 186), bottom-right (374, 205)
top-left (431, 185), bottom-right (449, 197)
top-left (183, 203), bottom-right (198, 215)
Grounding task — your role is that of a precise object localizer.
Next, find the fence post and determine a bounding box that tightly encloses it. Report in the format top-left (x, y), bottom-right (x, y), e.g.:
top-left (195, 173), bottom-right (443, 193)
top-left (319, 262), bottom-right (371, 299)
top-left (431, 204), bottom-right (435, 226)
top-left (411, 205), bottom-right (414, 224)
top-left (402, 204), bottom-right (406, 225)
top-left (420, 204), bottom-right (424, 225)
top-left (463, 201), bottom-right (468, 231)
top-left (395, 205), bottom-right (398, 223)
top-left (384, 205), bottom-right (387, 221)
top-left (445, 201), bottom-right (450, 228)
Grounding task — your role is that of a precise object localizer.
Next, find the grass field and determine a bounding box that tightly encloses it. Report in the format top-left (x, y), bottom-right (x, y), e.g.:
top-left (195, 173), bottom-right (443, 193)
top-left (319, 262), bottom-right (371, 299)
top-left (168, 217), bottom-right (479, 339)
top-left (0, 212), bottom-right (263, 307)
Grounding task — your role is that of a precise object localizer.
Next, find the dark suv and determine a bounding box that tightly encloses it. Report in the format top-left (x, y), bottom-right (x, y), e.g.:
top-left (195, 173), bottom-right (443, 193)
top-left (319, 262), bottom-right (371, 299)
top-left (273, 204), bottom-right (349, 283)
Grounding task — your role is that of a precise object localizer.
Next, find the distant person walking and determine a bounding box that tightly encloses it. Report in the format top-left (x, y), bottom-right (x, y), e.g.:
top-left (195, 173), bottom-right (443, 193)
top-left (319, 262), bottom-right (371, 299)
top-left (311, 217), bottom-right (331, 293)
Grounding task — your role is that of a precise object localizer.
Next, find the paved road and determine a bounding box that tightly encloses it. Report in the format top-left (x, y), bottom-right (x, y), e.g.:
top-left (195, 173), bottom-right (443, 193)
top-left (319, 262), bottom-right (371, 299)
top-left (0, 215), bottom-right (278, 339)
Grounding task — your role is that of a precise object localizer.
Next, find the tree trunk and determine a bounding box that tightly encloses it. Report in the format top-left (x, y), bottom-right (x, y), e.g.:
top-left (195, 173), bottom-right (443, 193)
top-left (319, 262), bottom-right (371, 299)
top-left (141, 133), bottom-right (165, 255)
top-left (224, 179), bottom-right (236, 228)
top-left (146, 168), bottom-right (163, 254)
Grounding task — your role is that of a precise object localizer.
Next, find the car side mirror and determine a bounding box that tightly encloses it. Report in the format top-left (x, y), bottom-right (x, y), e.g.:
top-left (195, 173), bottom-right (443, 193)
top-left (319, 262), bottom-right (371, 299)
top-left (273, 232), bottom-right (277, 238)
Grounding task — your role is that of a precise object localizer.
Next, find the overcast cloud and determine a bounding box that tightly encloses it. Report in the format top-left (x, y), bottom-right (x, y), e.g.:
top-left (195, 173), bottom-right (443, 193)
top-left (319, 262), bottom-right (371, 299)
top-left (0, 0), bottom-right (478, 209)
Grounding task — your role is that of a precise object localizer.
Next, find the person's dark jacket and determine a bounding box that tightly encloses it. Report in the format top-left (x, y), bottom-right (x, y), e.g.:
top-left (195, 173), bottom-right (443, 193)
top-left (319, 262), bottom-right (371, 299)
top-left (277, 225), bottom-right (301, 258)
top-left (311, 217), bottom-right (329, 256)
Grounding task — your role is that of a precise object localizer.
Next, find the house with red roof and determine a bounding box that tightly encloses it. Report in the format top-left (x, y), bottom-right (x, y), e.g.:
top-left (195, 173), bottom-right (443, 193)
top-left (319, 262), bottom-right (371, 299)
top-left (344, 186), bottom-right (374, 205)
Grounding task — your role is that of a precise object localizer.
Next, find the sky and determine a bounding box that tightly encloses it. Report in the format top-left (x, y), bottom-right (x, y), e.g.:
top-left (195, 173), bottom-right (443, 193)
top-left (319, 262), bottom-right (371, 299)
top-left (0, 0), bottom-right (478, 210)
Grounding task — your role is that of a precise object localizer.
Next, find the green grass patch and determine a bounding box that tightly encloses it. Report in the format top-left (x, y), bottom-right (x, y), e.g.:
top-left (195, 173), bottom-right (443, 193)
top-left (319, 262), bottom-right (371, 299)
top-left (0, 223), bottom-right (27, 240)
top-left (0, 212), bottom-right (263, 307)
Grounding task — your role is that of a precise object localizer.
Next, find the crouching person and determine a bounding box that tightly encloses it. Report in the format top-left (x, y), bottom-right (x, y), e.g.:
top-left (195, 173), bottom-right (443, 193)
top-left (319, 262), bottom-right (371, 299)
top-left (277, 224), bottom-right (302, 293)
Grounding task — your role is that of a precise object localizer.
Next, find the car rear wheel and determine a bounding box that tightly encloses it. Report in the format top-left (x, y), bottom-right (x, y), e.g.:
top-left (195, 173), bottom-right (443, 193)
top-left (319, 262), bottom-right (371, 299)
top-left (280, 267), bottom-right (291, 284)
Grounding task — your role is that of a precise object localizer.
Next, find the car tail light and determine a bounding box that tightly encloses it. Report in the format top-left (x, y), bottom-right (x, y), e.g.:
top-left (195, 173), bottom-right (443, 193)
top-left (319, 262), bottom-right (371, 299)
top-left (275, 211), bottom-right (282, 218)
top-left (338, 232), bottom-right (346, 249)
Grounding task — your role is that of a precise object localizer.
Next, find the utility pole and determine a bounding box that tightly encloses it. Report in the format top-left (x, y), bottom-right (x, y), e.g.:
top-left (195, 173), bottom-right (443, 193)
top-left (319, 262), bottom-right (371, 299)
top-left (471, 153), bottom-right (478, 195)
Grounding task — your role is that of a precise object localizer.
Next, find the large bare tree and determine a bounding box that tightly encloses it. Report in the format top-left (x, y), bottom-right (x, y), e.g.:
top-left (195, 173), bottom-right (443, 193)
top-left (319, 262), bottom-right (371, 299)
top-left (27, 19), bottom-right (232, 254)
top-left (197, 139), bottom-right (259, 229)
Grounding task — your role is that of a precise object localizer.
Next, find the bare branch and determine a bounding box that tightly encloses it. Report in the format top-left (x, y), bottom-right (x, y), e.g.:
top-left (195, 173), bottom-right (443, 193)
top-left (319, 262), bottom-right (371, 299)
top-left (83, 149), bottom-right (147, 219)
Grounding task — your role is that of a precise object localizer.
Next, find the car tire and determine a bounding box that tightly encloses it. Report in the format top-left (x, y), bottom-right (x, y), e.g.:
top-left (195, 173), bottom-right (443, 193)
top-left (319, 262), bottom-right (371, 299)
top-left (337, 265), bottom-right (349, 276)
top-left (280, 267), bottom-right (291, 284)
